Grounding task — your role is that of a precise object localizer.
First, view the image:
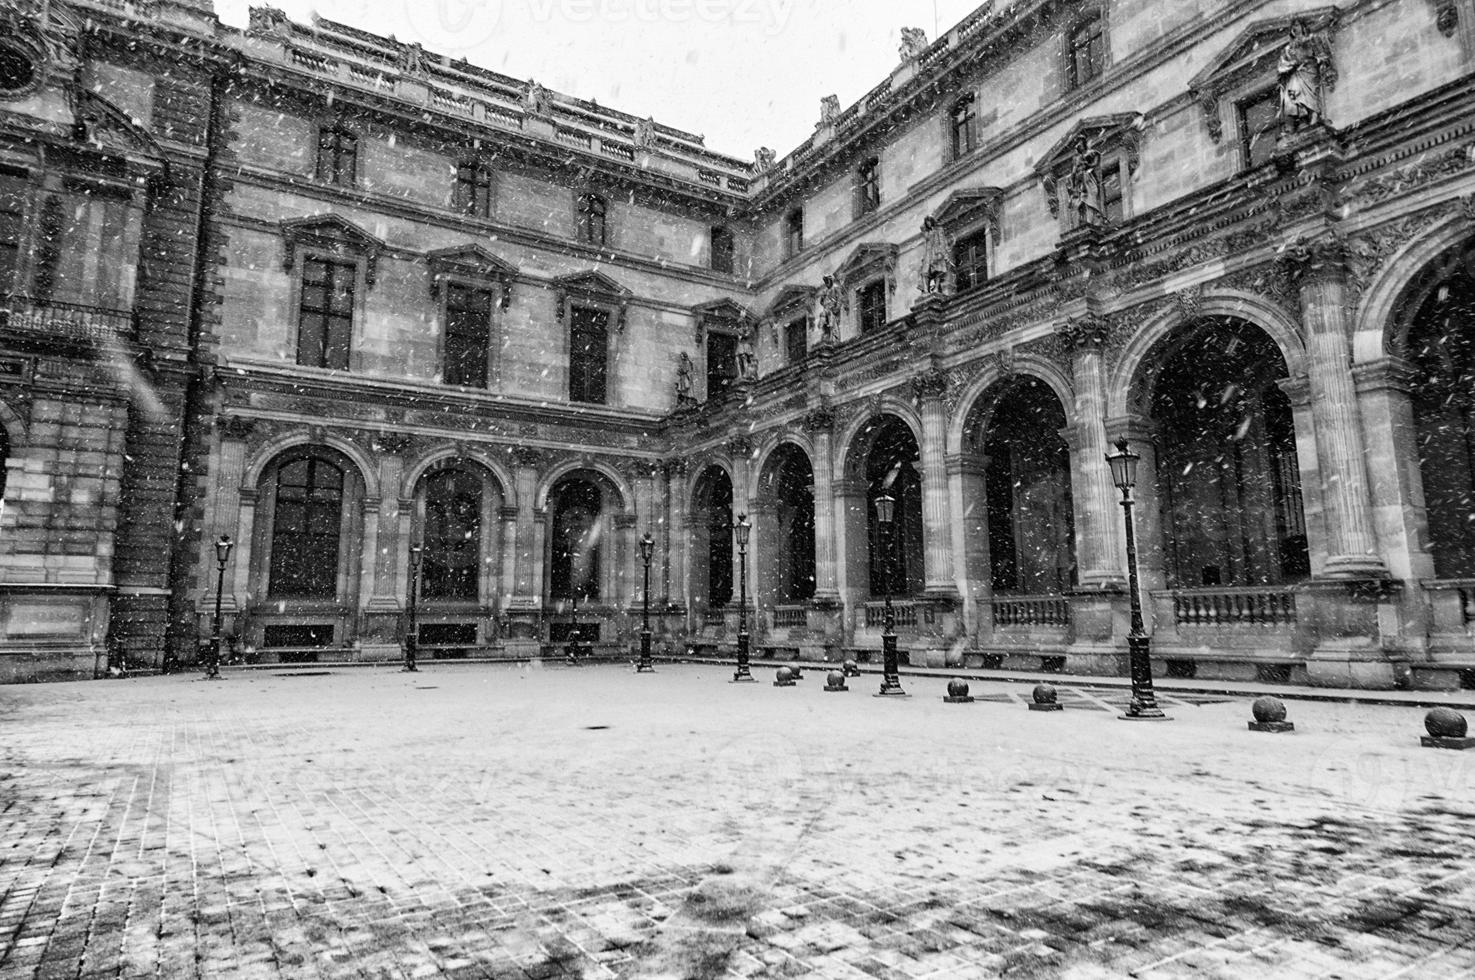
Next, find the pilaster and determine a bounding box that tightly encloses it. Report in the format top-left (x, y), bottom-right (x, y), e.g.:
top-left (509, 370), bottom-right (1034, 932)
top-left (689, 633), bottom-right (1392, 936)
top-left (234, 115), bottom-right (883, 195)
top-left (1059, 315), bottom-right (1126, 590)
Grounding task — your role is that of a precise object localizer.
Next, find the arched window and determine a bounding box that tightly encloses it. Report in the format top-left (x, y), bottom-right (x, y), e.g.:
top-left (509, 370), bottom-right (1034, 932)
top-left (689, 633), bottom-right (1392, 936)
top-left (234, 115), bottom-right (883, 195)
top-left (700, 471), bottom-right (734, 607)
top-left (982, 379), bottom-right (1075, 594)
top-left (577, 193), bottom-right (608, 246)
top-left (422, 467), bottom-right (483, 601)
top-left (550, 479), bottom-right (602, 600)
top-left (864, 417), bottom-right (924, 597)
top-left (767, 447), bottom-right (815, 602)
top-left (269, 456), bottom-right (344, 598)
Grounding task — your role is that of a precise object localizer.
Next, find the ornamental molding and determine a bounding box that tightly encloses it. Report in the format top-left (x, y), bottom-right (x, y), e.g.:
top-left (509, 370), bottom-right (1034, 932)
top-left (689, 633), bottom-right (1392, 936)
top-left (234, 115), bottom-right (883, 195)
top-left (552, 270), bottom-right (631, 332)
top-left (1057, 314), bottom-right (1110, 352)
top-left (281, 214), bottom-right (385, 285)
top-left (691, 298), bottom-right (757, 345)
top-left (801, 407), bottom-right (835, 432)
top-left (1342, 141), bottom-right (1475, 211)
top-left (426, 244), bottom-right (517, 308)
top-left (834, 242), bottom-right (900, 293)
top-left (1428, 0), bottom-right (1459, 37)
top-left (911, 368), bottom-right (949, 403)
top-left (931, 186), bottom-right (1005, 245)
top-left (1186, 7), bottom-right (1342, 142)
top-left (1036, 113), bottom-right (1145, 220)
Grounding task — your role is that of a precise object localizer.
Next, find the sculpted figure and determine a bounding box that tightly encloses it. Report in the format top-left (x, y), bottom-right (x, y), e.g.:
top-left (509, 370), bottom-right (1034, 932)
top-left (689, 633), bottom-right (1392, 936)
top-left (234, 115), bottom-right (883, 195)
top-left (919, 216), bottom-right (955, 294)
top-left (633, 116), bottom-right (656, 149)
top-left (816, 275), bottom-right (845, 343)
top-left (524, 80), bottom-right (551, 115)
top-left (820, 95), bottom-right (841, 126)
top-left (676, 352), bottom-right (694, 405)
top-left (754, 146), bottom-right (776, 173)
top-left (1278, 20), bottom-right (1329, 131)
top-left (1064, 134), bottom-right (1105, 227)
top-left (899, 27), bottom-right (928, 61)
top-left (736, 324), bottom-right (757, 381)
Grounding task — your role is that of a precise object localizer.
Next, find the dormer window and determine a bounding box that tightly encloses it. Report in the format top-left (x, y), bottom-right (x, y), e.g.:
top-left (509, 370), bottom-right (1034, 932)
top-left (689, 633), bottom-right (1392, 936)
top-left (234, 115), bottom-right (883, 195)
top-left (950, 94), bottom-right (978, 159)
top-left (577, 193), bottom-right (608, 246)
top-left (1067, 11), bottom-right (1105, 90)
top-left (315, 125), bottom-right (358, 187)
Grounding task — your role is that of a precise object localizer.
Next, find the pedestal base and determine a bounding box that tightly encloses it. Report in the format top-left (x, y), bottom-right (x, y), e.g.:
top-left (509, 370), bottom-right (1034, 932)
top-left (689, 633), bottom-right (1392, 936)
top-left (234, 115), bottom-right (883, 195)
top-left (1028, 703), bottom-right (1064, 713)
top-left (731, 673), bottom-right (758, 684)
top-left (1421, 735), bottom-right (1475, 750)
top-left (773, 679), bottom-right (796, 688)
top-left (1119, 711), bottom-right (1172, 721)
top-left (942, 695), bottom-right (975, 704)
top-left (1249, 721), bottom-right (1295, 733)
top-left (824, 683), bottom-right (849, 692)
top-left (636, 664), bottom-right (656, 673)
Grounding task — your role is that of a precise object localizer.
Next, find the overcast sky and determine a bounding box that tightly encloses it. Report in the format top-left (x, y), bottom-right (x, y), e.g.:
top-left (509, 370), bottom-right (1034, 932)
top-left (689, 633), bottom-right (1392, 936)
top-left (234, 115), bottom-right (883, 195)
top-left (213, 0), bottom-right (988, 160)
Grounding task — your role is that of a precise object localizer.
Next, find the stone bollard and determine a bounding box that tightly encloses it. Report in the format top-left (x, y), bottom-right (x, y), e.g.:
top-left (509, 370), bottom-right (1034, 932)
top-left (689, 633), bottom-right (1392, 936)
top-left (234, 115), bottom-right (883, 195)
top-left (823, 670), bottom-right (849, 693)
top-left (842, 659), bottom-right (861, 678)
top-left (773, 666), bottom-right (797, 688)
top-left (1248, 696), bottom-right (1295, 733)
top-left (1028, 683), bottom-right (1063, 712)
top-left (943, 678), bottom-right (974, 704)
top-left (1421, 707), bottom-right (1475, 750)
top-left (787, 663), bottom-right (804, 681)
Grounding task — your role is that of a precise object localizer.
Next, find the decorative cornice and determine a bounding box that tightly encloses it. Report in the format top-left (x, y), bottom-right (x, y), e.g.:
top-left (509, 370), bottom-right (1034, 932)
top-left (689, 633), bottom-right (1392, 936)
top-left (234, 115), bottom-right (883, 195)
top-left (281, 214), bottom-right (386, 285)
top-left (801, 407), bottom-right (835, 432)
top-left (911, 369), bottom-right (949, 403)
top-left (426, 244), bottom-right (517, 309)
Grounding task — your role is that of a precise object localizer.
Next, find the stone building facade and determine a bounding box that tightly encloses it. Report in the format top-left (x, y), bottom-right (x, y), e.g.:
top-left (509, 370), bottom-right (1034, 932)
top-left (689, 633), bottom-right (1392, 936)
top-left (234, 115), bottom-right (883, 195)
top-left (3, 0), bottom-right (1475, 688)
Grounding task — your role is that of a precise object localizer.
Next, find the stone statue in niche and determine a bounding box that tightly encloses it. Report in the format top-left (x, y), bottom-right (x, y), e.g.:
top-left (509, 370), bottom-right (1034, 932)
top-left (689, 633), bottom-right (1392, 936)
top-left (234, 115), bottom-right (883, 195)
top-left (633, 116), bottom-right (656, 149)
top-left (754, 147), bottom-right (776, 173)
top-left (1278, 19), bottom-right (1331, 131)
top-left (819, 95), bottom-right (841, 126)
top-left (816, 274), bottom-right (845, 343)
top-left (398, 42), bottom-right (427, 75)
top-left (919, 216), bottom-right (955, 294)
top-left (899, 27), bottom-right (929, 61)
top-left (676, 352), bottom-right (694, 406)
top-left (524, 80), bottom-right (551, 116)
top-left (1064, 133), bottom-right (1105, 227)
top-left (736, 324), bottom-right (757, 382)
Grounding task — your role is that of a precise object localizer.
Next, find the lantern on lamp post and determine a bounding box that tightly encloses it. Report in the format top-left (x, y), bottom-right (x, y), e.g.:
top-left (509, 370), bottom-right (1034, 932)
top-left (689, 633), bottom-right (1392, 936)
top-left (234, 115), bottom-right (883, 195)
top-left (207, 535), bottom-right (233, 681)
top-left (1105, 439), bottom-right (1169, 721)
top-left (732, 513), bottom-right (756, 682)
top-left (873, 492), bottom-right (907, 698)
top-left (637, 531), bottom-right (656, 672)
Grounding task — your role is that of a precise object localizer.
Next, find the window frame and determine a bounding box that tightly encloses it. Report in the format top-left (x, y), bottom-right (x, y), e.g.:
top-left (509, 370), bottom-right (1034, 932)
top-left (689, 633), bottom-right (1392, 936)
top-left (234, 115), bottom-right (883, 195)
top-left (0, 169), bottom-right (30, 297)
top-left (784, 315), bottom-right (808, 365)
top-left (1236, 86), bottom-right (1282, 170)
top-left (1065, 10), bottom-right (1107, 91)
top-left (855, 156), bottom-right (881, 219)
top-left (857, 278), bottom-right (888, 334)
top-left (577, 192), bottom-right (609, 246)
top-left (783, 207), bottom-right (804, 260)
top-left (705, 328), bottom-right (740, 399)
top-left (419, 465), bottom-right (487, 602)
top-left (710, 224), bottom-right (735, 274)
top-left (567, 303), bottom-right (611, 405)
top-left (950, 93), bottom-right (978, 160)
top-left (315, 124), bottom-right (359, 187)
top-left (442, 282), bottom-right (494, 389)
top-left (952, 228), bottom-right (990, 295)
top-left (295, 254), bottom-right (358, 371)
top-left (267, 454), bottom-right (347, 600)
top-left (454, 160), bottom-right (494, 218)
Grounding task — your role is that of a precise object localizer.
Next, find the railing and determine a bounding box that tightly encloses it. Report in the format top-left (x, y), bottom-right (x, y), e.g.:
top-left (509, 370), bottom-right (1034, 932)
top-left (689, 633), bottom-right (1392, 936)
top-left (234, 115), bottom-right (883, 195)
top-left (348, 63), bottom-right (397, 91)
top-left (555, 128), bottom-right (592, 149)
top-left (772, 606), bottom-right (808, 630)
top-left (696, 170), bottom-right (723, 187)
top-left (0, 297), bottom-right (134, 344)
top-left (290, 48), bottom-right (337, 73)
top-left (429, 87), bottom-right (473, 115)
top-left (727, 177), bottom-right (750, 193)
top-left (992, 595), bottom-right (1070, 629)
top-left (864, 79), bottom-right (893, 111)
top-left (485, 104), bottom-right (525, 129)
top-left (865, 600), bottom-right (918, 629)
top-left (600, 141), bottom-right (636, 162)
top-left (1170, 587), bottom-right (1298, 628)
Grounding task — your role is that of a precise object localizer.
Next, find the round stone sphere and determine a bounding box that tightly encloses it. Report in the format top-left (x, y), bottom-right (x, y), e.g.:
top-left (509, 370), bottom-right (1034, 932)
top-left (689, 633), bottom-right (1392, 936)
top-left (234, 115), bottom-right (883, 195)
top-left (947, 678), bottom-right (970, 699)
top-left (776, 666), bottom-right (794, 682)
top-left (1032, 684), bottom-right (1058, 705)
top-left (1425, 707), bottom-right (1468, 739)
top-left (843, 659), bottom-right (858, 673)
top-left (827, 670), bottom-right (844, 687)
top-left (1252, 696), bottom-right (1288, 725)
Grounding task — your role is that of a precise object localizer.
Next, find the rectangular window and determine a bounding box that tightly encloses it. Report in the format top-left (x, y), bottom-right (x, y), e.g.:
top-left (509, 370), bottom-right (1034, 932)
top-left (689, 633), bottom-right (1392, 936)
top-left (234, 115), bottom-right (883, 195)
top-left (856, 158), bottom-right (880, 217)
top-left (1239, 89), bottom-right (1280, 169)
top-left (444, 284), bottom-right (492, 388)
top-left (0, 176), bottom-right (24, 295)
top-left (951, 95), bottom-right (977, 159)
top-left (710, 225), bottom-right (734, 273)
top-left (568, 305), bottom-right (609, 404)
top-left (706, 332), bottom-right (738, 398)
top-left (315, 127), bottom-right (358, 186)
top-left (578, 194), bottom-right (608, 245)
top-left (953, 230), bottom-right (989, 293)
top-left (1068, 15), bottom-right (1105, 89)
top-left (858, 280), bottom-right (887, 334)
top-left (297, 257), bottom-right (355, 370)
top-left (785, 316), bottom-right (807, 364)
top-left (783, 208), bottom-right (804, 259)
top-left (1102, 160), bottom-right (1124, 224)
top-left (455, 162), bottom-right (492, 217)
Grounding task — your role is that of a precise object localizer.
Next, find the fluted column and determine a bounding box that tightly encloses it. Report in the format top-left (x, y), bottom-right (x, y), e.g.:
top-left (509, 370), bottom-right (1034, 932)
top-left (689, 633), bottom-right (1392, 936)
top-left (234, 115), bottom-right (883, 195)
top-left (498, 505), bottom-right (519, 612)
top-left (233, 489), bottom-right (258, 603)
top-left (1285, 238), bottom-right (1387, 578)
top-left (363, 451), bottom-right (405, 612)
top-left (729, 435), bottom-right (754, 617)
top-left (665, 459), bottom-right (688, 612)
top-left (509, 448), bottom-right (543, 609)
top-left (1059, 315), bottom-right (1126, 589)
top-left (803, 408), bottom-right (840, 603)
top-left (948, 452), bottom-right (989, 639)
top-left (914, 371), bottom-right (958, 598)
top-left (211, 420), bottom-right (252, 612)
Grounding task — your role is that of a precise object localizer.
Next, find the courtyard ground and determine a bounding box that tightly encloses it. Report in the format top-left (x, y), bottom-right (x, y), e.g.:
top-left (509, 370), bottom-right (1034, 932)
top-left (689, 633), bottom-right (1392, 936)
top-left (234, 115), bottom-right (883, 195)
top-left (0, 664), bottom-right (1472, 979)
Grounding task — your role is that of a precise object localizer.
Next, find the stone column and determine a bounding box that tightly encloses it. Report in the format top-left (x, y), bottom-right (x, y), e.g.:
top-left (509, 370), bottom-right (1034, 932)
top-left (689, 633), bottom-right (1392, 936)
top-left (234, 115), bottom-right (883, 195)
top-left (947, 452), bottom-right (989, 643)
top-left (508, 448), bottom-right (543, 609)
top-left (1353, 358), bottom-right (1434, 583)
top-left (211, 420), bottom-right (252, 613)
top-left (729, 435), bottom-right (754, 629)
top-left (498, 505), bottom-right (519, 612)
top-left (833, 476), bottom-right (867, 641)
top-left (802, 409), bottom-right (841, 604)
top-left (363, 451), bottom-right (405, 613)
top-left (1286, 237), bottom-right (1387, 578)
top-left (664, 459), bottom-right (689, 614)
top-left (913, 371), bottom-right (958, 599)
top-left (233, 488), bottom-right (258, 604)
top-left (1059, 315), bottom-right (1126, 590)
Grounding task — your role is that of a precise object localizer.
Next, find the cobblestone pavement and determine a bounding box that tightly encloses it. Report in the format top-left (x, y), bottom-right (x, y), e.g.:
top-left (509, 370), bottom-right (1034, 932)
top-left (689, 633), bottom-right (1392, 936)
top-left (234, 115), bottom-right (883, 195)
top-left (1, 665), bottom-right (1472, 979)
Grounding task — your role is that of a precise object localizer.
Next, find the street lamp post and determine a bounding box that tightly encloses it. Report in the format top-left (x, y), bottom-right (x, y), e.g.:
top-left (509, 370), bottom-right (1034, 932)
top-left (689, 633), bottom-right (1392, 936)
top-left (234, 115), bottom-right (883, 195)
top-left (873, 493), bottom-right (907, 697)
top-left (207, 535), bottom-right (233, 681)
top-left (1106, 439), bottom-right (1169, 721)
top-left (732, 513), bottom-right (756, 682)
top-left (404, 544), bottom-right (422, 673)
top-left (566, 587), bottom-right (582, 666)
top-left (637, 531), bottom-right (655, 672)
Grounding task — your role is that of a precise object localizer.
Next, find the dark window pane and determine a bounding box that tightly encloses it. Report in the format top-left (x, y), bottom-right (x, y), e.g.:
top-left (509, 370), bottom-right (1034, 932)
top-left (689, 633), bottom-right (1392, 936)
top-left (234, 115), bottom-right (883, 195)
top-left (550, 479), bottom-right (602, 601)
top-left (953, 230), bottom-right (989, 293)
top-left (579, 194), bottom-right (608, 245)
top-left (297, 257), bottom-right (355, 369)
top-left (456, 163), bottom-right (493, 217)
top-left (423, 468), bottom-right (483, 600)
top-left (1239, 89), bottom-right (1280, 168)
top-left (711, 225), bottom-right (734, 273)
top-left (857, 159), bottom-right (880, 216)
top-left (951, 97), bottom-right (976, 158)
top-left (569, 306), bottom-right (608, 404)
top-left (1070, 16), bottom-right (1105, 88)
top-left (707, 332), bottom-right (738, 397)
top-left (445, 286), bottom-right (492, 387)
top-left (785, 317), bottom-right (807, 364)
top-left (269, 457), bottom-right (344, 598)
top-left (858, 280), bottom-right (887, 333)
top-left (784, 209), bottom-right (804, 258)
top-left (1102, 164), bottom-right (1124, 223)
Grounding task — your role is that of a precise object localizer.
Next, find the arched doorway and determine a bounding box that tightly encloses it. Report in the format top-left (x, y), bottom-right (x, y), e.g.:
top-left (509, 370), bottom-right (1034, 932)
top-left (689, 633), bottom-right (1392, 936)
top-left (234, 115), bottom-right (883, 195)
top-left (690, 466), bottom-right (734, 619)
top-left (411, 461), bottom-right (504, 652)
top-left (1405, 258), bottom-right (1475, 578)
top-left (1143, 318), bottom-right (1308, 588)
top-left (855, 415), bottom-right (923, 599)
top-left (968, 377), bottom-right (1075, 595)
top-left (760, 444), bottom-right (816, 604)
top-left (549, 478), bottom-right (603, 602)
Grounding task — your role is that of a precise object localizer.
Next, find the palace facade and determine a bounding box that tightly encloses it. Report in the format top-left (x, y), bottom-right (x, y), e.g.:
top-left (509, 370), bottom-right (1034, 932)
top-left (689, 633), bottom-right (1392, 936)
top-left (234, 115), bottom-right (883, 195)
top-left (2, 0), bottom-right (1474, 689)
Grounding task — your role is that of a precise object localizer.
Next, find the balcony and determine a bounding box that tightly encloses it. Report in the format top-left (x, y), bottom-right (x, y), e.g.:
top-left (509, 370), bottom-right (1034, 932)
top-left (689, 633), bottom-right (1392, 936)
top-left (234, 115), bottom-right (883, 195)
top-left (865, 600), bottom-right (919, 629)
top-left (1166, 586), bottom-right (1299, 629)
top-left (0, 297), bottom-right (134, 346)
top-left (992, 595), bottom-right (1070, 629)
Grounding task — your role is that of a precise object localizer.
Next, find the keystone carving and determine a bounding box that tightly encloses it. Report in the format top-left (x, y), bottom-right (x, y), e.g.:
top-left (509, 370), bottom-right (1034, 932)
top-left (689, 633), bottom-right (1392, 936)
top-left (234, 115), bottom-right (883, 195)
top-left (1057, 314), bottom-right (1110, 351)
